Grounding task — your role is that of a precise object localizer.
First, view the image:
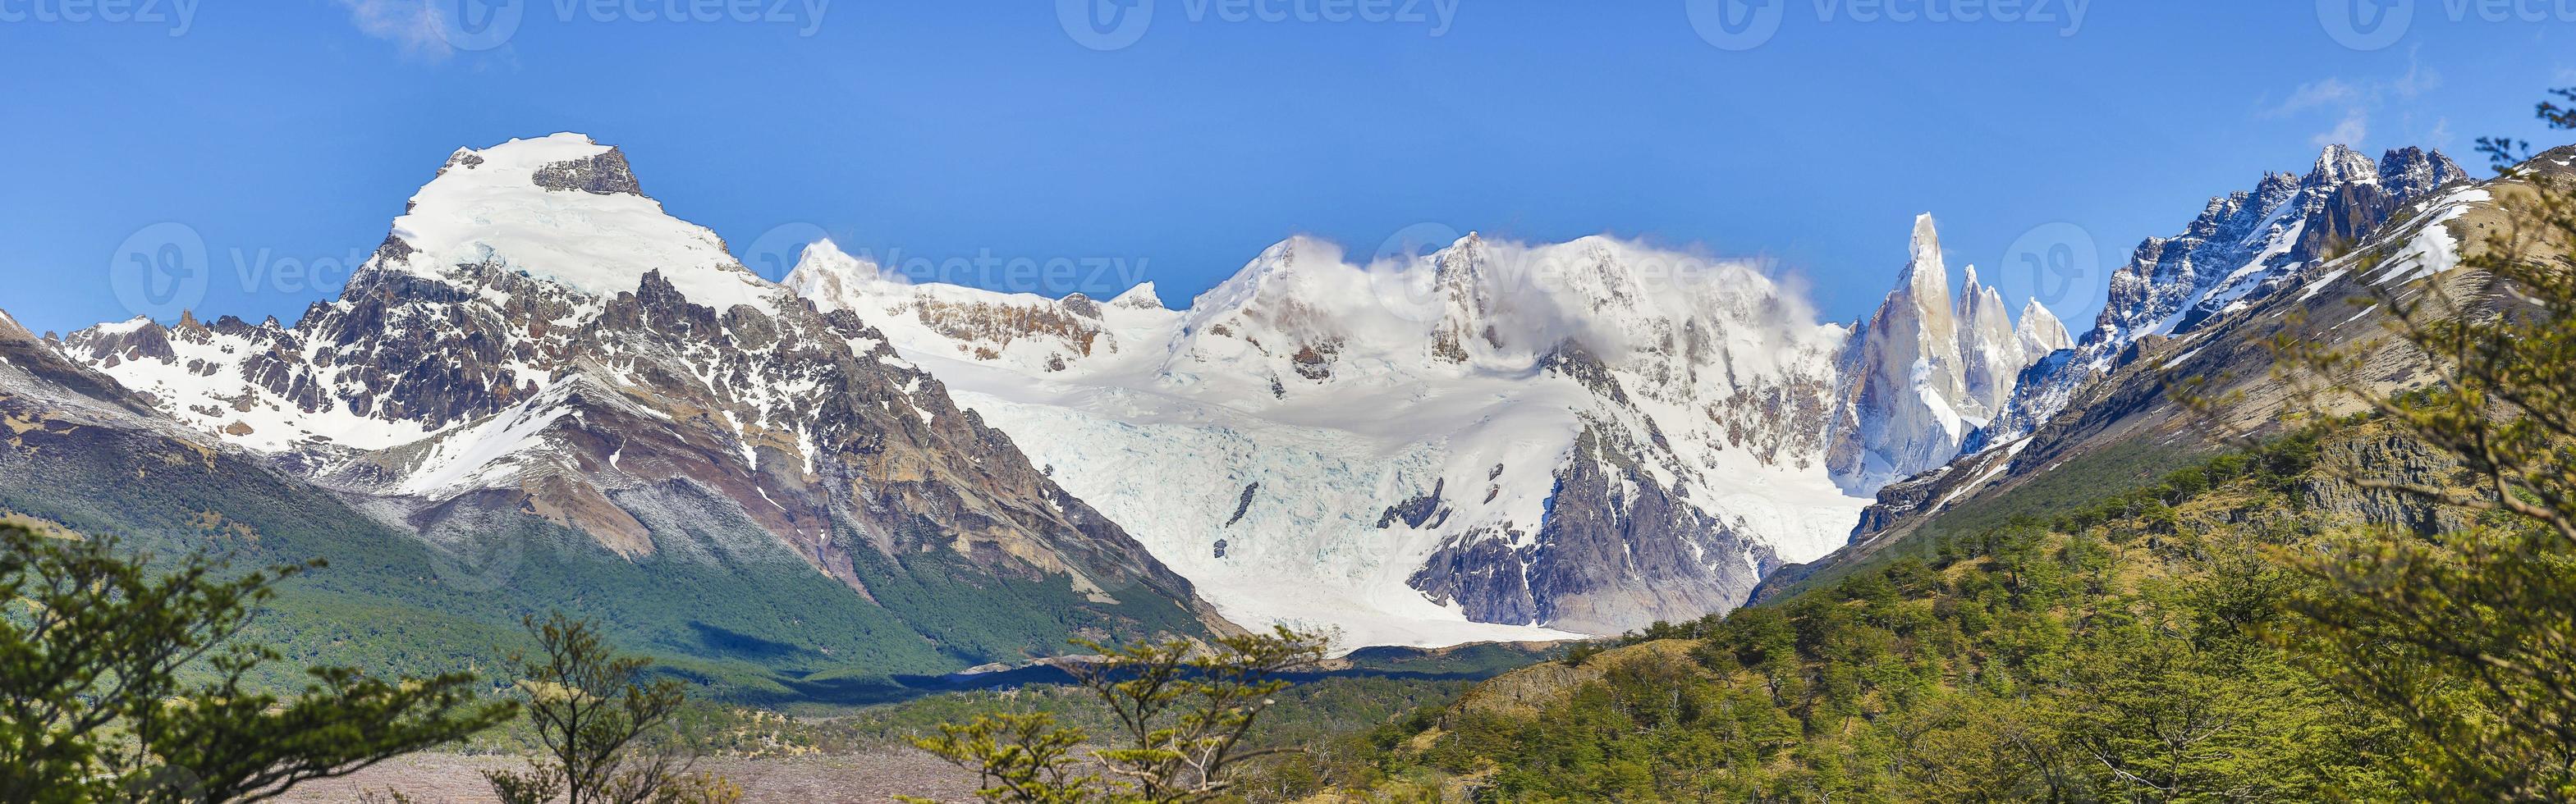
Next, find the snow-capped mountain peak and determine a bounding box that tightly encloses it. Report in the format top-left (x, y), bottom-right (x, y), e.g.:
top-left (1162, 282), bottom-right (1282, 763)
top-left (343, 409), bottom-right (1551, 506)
top-left (1189, 236), bottom-right (1317, 318)
top-left (385, 132), bottom-right (775, 315)
top-left (2379, 146), bottom-right (2464, 197)
top-left (2306, 143), bottom-right (2381, 188)
top-left (1110, 281), bottom-right (1165, 310)
top-left (779, 237), bottom-right (905, 296)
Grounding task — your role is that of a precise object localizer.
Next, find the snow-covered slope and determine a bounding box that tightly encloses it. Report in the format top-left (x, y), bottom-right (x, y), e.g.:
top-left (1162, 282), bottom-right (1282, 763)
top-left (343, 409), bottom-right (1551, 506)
top-left (790, 217), bottom-right (2067, 642)
top-left (62, 134), bottom-right (1227, 642)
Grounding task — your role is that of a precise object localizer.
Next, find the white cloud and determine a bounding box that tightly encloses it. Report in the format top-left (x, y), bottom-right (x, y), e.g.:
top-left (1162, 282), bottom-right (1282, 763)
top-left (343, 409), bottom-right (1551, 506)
top-left (2421, 116), bottom-right (2455, 149)
top-left (2314, 112), bottom-right (2369, 149)
top-left (2263, 47), bottom-right (2445, 150)
top-left (2267, 79), bottom-right (2360, 117)
top-left (2391, 51), bottom-right (2441, 99)
top-left (332, 0), bottom-right (451, 59)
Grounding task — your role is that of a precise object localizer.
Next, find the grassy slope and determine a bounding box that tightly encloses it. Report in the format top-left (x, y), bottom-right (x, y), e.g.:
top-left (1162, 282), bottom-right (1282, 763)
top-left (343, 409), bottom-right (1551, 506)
top-left (1766, 436), bottom-right (2204, 601)
top-left (0, 415), bottom-right (1208, 705)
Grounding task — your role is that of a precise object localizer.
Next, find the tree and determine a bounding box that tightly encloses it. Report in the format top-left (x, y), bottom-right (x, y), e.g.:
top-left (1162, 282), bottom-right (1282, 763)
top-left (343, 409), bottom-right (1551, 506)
top-left (483, 612), bottom-right (742, 804)
top-left (908, 626), bottom-right (1332, 803)
top-left (2266, 87), bottom-right (2576, 799)
top-left (0, 522), bottom-right (513, 802)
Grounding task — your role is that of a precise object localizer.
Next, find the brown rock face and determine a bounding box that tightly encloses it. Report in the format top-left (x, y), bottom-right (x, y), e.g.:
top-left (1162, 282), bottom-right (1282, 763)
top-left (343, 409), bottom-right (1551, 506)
top-left (529, 148), bottom-right (646, 196)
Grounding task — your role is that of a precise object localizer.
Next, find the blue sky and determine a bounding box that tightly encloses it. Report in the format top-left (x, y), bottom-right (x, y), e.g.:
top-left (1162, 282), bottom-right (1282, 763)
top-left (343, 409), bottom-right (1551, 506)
top-left (3, 1), bottom-right (2572, 336)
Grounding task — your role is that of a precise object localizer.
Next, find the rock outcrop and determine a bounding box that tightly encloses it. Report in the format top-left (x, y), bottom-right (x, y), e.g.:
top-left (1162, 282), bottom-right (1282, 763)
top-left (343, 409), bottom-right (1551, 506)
top-left (1828, 215), bottom-right (2060, 493)
top-left (1992, 144), bottom-right (2468, 441)
top-left (1780, 145), bottom-right (2550, 596)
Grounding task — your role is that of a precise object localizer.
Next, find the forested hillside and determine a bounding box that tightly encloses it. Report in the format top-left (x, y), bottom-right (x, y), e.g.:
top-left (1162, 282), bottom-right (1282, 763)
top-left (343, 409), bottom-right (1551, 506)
top-left (1330, 421), bottom-right (2470, 800)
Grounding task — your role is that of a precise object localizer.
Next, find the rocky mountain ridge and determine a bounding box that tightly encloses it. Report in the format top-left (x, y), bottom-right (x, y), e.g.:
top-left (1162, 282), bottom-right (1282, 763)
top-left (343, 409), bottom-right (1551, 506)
top-left (1771, 144), bottom-right (2551, 596)
top-left (1990, 144), bottom-right (2468, 441)
top-left (41, 134), bottom-right (1226, 660)
top-left (1827, 214), bottom-right (2060, 494)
